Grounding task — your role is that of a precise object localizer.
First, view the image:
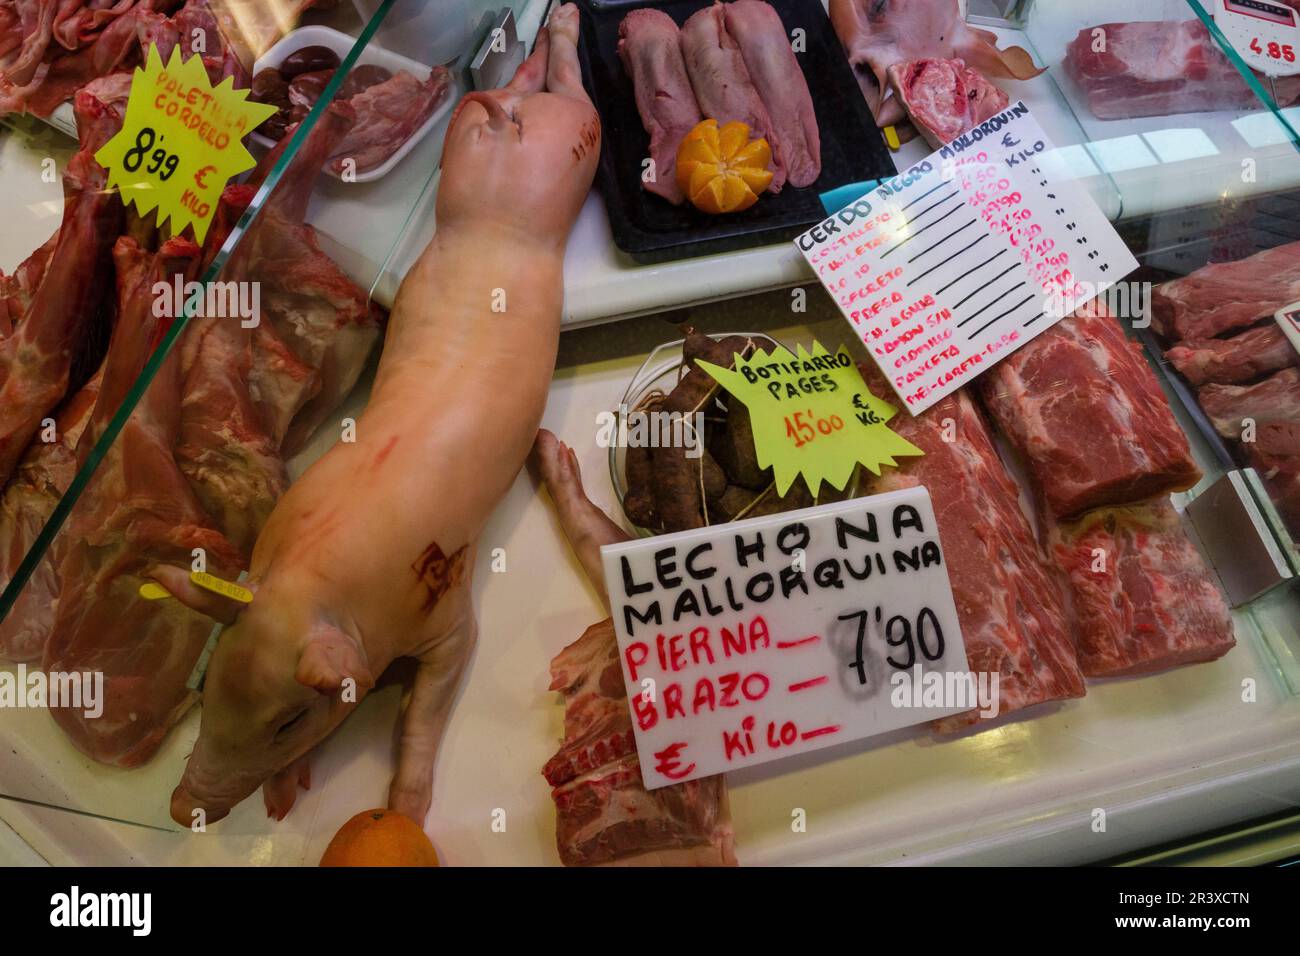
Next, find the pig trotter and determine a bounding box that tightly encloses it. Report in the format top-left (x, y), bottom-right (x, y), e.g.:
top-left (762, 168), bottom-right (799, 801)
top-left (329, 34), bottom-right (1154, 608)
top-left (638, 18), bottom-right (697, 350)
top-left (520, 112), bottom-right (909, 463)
top-left (262, 755), bottom-right (312, 821)
top-left (388, 610), bottom-right (478, 823)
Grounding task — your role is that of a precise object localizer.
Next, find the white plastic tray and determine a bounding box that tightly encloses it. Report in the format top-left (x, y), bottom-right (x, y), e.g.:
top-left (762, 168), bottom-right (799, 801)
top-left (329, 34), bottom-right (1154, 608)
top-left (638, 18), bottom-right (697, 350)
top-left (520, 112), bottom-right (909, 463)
top-left (251, 25), bottom-right (455, 183)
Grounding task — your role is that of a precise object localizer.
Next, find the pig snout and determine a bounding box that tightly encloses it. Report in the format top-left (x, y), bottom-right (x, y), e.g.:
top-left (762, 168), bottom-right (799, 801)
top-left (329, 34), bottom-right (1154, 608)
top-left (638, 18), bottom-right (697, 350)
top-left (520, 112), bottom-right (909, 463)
top-left (170, 784), bottom-right (231, 827)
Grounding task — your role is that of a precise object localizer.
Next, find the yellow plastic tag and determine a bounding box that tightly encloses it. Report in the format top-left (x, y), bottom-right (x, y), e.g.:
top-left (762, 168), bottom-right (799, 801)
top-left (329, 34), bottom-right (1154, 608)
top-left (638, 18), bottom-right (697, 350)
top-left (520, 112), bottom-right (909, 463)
top-left (138, 581), bottom-right (172, 600)
top-left (698, 342), bottom-right (924, 497)
top-left (95, 44), bottom-right (276, 243)
top-left (190, 571), bottom-right (255, 604)
top-left (883, 125), bottom-right (901, 150)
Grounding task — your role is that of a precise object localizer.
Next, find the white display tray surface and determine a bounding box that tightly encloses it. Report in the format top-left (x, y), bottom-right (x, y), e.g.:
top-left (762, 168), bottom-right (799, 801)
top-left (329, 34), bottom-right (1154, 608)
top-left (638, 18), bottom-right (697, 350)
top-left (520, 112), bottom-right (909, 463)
top-left (3, 303), bottom-right (1300, 867)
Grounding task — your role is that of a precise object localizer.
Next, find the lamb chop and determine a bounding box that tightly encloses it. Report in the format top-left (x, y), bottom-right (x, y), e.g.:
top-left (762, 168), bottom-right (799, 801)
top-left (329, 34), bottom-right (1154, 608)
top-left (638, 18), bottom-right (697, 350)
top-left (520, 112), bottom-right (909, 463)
top-left (328, 67), bottom-right (453, 175)
top-left (0, 76), bottom-right (124, 487)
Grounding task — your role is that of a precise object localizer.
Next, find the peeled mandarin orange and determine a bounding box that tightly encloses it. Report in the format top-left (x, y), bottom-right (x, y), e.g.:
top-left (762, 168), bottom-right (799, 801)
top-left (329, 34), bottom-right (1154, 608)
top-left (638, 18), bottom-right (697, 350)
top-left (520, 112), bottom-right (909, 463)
top-left (676, 119), bottom-right (774, 215)
top-left (319, 808), bottom-right (440, 867)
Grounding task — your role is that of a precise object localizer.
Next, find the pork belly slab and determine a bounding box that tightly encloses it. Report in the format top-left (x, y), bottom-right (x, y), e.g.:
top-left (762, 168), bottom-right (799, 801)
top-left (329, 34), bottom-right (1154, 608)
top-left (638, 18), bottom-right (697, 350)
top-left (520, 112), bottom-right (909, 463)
top-left (1151, 240), bottom-right (1300, 343)
top-left (680, 3), bottom-right (785, 191)
top-left (860, 373), bottom-right (1085, 731)
top-left (617, 8), bottom-right (702, 205)
top-left (1165, 323), bottom-right (1298, 387)
top-left (1046, 501), bottom-right (1234, 678)
top-left (723, 0), bottom-right (820, 187)
top-left (545, 620), bottom-right (736, 867)
top-left (979, 303), bottom-right (1200, 519)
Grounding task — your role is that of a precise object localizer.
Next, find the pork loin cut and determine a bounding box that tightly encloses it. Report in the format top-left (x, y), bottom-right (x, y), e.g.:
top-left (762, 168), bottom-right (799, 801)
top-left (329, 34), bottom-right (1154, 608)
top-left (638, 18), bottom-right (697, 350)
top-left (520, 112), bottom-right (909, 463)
top-left (1046, 501), bottom-right (1234, 678)
top-left (979, 302), bottom-right (1200, 519)
top-left (545, 620), bottom-right (736, 867)
top-left (1165, 323), bottom-right (1298, 386)
top-left (680, 3), bottom-right (784, 192)
top-left (1063, 19), bottom-right (1300, 121)
top-left (860, 374), bottom-right (1085, 731)
top-left (723, 0), bottom-right (820, 187)
top-left (886, 57), bottom-right (1007, 149)
top-left (617, 8), bottom-right (702, 205)
top-left (1151, 241), bottom-right (1300, 343)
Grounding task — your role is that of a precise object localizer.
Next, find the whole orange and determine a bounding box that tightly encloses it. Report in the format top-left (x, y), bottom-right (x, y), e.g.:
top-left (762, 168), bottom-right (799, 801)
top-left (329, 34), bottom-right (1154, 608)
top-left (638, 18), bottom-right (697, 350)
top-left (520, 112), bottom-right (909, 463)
top-left (319, 809), bottom-right (439, 867)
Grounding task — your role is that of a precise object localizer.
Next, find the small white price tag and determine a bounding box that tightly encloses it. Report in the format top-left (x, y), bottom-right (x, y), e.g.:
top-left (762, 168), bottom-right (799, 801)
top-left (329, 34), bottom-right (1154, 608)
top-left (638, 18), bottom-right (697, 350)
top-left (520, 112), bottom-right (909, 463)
top-left (600, 489), bottom-right (971, 790)
top-left (1275, 299), bottom-right (1300, 355)
top-left (796, 102), bottom-right (1137, 415)
top-left (1216, 0), bottom-right (1300, 77)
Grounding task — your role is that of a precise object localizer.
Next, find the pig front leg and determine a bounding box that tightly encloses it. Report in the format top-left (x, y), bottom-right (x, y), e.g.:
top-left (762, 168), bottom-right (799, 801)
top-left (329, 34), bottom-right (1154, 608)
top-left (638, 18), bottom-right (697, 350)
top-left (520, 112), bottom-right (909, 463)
top-left (387, 584), bottom-right (478, 823)
top-left (262, 753), bottom-right (312, 821)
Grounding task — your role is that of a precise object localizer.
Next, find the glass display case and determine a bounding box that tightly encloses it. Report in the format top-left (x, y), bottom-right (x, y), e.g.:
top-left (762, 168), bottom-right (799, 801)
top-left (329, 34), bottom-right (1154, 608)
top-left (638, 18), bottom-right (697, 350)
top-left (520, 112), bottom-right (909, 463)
top-left (0, 0), bottom-right (1297, 866)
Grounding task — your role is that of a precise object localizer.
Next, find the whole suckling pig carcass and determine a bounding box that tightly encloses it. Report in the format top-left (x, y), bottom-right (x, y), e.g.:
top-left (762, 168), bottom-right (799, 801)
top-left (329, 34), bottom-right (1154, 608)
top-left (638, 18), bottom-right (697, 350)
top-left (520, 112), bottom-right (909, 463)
top-left (156, 6), bottom-right (600, 827)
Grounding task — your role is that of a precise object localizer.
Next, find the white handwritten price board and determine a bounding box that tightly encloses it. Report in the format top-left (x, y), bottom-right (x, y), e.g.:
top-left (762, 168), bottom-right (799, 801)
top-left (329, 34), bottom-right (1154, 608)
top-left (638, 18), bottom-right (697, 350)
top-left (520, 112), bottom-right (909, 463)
top-left (1276, 300), bottom-right (1300, 355)
top-left (796, 102), bottom-right (1137, 415)
top-left (600, 489), bottom-right (970, 790)
top-left (1216, 0), bottom-right (1300, 77)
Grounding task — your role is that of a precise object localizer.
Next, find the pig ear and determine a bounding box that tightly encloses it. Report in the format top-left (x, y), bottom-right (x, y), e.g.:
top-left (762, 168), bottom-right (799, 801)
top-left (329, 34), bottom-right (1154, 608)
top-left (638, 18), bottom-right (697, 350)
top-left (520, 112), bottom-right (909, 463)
top-left (142, 565), bottom-right (254, 626)
top-left (295, 626), bottom-right (374, 697)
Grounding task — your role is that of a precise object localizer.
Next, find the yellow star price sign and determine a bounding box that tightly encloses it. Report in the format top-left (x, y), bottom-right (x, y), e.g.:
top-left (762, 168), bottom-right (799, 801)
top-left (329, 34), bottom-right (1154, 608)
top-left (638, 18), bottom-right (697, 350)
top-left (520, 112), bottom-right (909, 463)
top-left (698, 342), bottom-right (924, 496)
top-left (96, 44), bottom-right (276, 244)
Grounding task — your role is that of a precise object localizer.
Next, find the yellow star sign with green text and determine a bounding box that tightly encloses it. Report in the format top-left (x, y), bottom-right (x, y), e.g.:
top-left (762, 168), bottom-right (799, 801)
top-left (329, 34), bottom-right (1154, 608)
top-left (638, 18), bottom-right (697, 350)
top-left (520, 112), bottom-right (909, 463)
top-left (699, 342), bottom-right (924, 496)
top-left (96, 44), bottom-right (276, 243)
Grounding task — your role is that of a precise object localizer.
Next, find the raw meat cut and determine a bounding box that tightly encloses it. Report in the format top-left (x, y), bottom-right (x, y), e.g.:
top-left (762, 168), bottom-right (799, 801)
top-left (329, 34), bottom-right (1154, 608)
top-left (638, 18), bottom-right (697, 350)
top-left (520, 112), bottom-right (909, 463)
top-left (860, 372), bottom-right (1086, 730)
top-left (0, 229), bottom-right (59, 336)
top-left (44, 234), bottom-right (247, 767)
top-left (1151, 241), bottom-right (1300, 342)
top-left (886, 57), bottom-right (1008, 149)
top-left (328, 67), bottom-right (451, 175)
top-left (979, 302), bottom-right (1201, 519)
top-left (1046, 501), bottom-right (1235, 678)
top-left (723, 0), bottom-right (820, 187)
top-left (220, 101), bottom-right (383, 456)
top-left (0, 79), bottom-right (124, 487)
top-left (1063, 20), bottom-right (1300, 121)
top-left (545, 619), bottom-right (736, 866)
top-left (680, 3), bottom-right (784, 192)
top-left (1165, 323), bottom-right (1298, 386)
top-left (0, 370), bottom-right (101, 662)
top-left (617, 8), bottom-right (702, 205)
top-left (829, 0), bottom-right (1041, 122)
top-left (1199, 367), bottom-right (1300, 529)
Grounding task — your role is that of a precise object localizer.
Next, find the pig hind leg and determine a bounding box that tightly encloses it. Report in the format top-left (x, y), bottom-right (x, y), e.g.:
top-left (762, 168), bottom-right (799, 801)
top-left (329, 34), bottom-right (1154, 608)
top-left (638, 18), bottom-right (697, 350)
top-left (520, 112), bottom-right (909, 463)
top-left (387, 589), bottom-right (478, 824)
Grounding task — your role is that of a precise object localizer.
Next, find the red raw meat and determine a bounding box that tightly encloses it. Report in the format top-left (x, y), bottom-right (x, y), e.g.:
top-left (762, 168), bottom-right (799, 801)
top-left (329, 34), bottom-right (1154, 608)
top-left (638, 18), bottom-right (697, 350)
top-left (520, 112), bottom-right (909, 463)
top-left (0, 369), bottom-right (100, 662)
top-left (44, 235), bottom-right (247, 767)
top-left (223, 101), bottom-right (383, 456)
top-left (0, 228), bottom-right (59, 336)
top-left (886, 57), bottom-right (1008, 149)
top-left (723, 0), bottom-right (820, 188)
top-left (617, 8), bottom-right (701, 205)
top-left (328, 66), bottom-right (451, 175)
top-left (1199, 367), bottom-right (1300, 530)
top-left (861, 374), bottom-right (1086, 730)
top-left (980, 303), bottom-right (1201, 519)
top-left (545, 619), bottom-right (736, 867)
top-left (1166, 323), bottom-right (1298, 386)
top-left (1046, 501), bottom-right (1234, 677)
top-left (1151, 241), bottom-right (1300, 342)
top-left (54, 0), bottom-right (136, 51)
top-left (680, 3), bottom-right (784, 192)
top-left (0, 79), bottom-right (124, 486)
top-left (1064, 20), bottom-right (1300, 121)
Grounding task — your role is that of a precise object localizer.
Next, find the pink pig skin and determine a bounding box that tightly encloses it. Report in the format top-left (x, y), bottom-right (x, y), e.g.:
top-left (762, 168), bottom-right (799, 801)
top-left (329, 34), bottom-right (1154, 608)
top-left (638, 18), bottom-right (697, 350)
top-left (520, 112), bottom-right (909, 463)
top-left (162, 7), bottom-right (600, 828)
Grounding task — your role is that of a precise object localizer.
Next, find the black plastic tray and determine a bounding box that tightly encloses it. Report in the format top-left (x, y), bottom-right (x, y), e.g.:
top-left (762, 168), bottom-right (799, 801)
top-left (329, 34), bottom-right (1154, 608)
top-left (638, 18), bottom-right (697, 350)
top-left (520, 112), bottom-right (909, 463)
top-left (575, 0), bottom-right (894, 264)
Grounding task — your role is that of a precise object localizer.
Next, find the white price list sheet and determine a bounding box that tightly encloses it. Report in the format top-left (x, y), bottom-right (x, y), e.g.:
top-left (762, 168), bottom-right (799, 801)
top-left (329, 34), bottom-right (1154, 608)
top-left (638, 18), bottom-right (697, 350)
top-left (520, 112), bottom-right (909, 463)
top-left (797, 102), bottom-right (1137, 415)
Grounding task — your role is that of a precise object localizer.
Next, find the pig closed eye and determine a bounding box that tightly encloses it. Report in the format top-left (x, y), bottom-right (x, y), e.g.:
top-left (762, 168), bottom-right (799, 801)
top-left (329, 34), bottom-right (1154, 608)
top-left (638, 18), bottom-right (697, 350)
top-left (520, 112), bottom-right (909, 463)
top-left (275, 710), bottom-right (309, 740)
